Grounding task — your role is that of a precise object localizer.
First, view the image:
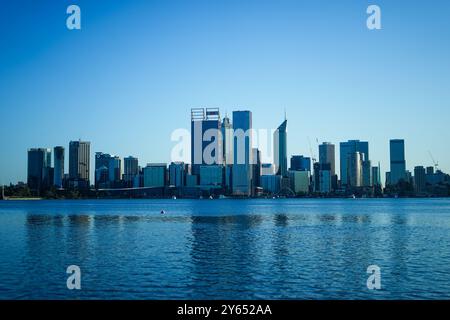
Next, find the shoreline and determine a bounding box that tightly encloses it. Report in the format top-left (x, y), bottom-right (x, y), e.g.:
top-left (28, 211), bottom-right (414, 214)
top-left (2, 196), bottom-right (449, 201)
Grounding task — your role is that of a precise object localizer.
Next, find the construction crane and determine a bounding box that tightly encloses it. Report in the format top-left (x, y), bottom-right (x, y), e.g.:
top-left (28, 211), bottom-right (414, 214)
top-left (428, 151), bottom-right (439, 172)
top-left (307, 136), bottom-right (317, 163)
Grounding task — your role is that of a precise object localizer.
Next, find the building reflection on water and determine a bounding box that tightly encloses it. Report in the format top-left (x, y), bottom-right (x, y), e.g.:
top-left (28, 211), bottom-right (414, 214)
top-left (11, 199), bottom-right (450, 299)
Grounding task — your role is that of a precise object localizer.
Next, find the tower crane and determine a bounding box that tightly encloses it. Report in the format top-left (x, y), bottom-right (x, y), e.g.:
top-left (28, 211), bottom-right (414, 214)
top-left (307, 137), bottom-right (317, 163)
top-left (428, 151), bottom-right (439, 172)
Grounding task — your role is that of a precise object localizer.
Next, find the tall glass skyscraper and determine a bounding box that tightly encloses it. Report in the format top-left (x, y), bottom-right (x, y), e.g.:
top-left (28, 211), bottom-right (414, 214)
top-left (389, 139), bottom-right (406, 185)
top-left (53, 146), bottom-right (64, 188)
top-left (69, 140), bottom-right (90, 187)
top-left (221, 115), bottom-right (233, 165)
top-left (274, 119), bottom-right (287, 177)
top-left (339, 140), bottom-right (369, 186)
top-left (319, 142), bottom-right (335, 176)
top-left (347, 152), bottom-right (363, 187)
top-left (190, 108), bottom-right (222, 176)
top-left (124, 156), bottom-right (139, 187)
top-left (27, 148), bottom-right (52, 191)
top-left (95, 152), bottom-right (121, 188)
top-left (232, 110), bottom-right (252, 196)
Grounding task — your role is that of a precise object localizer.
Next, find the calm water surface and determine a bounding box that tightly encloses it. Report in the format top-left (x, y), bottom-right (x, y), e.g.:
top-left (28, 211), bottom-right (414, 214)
top-left (1, 198), bottom-right (450, 299)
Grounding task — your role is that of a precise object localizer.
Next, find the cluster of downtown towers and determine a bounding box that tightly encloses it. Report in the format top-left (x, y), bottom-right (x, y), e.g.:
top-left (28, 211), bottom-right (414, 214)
top-left (26, 108), bottom-right (436, 197)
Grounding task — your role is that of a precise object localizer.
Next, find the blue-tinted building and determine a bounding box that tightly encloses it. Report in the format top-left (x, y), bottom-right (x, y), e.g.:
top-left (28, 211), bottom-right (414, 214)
top-left (200, 165), bottom-right (223, 186)
top-left (389, 139), bottom-right (406, 185)
top-left (232, 110), bottom-right (253, 196)
top-left (290, 155), bottom-right (311, 172)
top-left (27, 148), bottom-right (52, 192)
top-left (143, 163), bottom-right (167, 188)
top-left (53, 146), bottom-right (64, 188)
top-left (274, 119), bottom-right (287, 177)
top-left (191, 108), bottom-right (222, 176)
top-left (339, 140), bottom-right (369, 186)
top-left (124, 156), bottom-right (139, 187)
top-left (169, 162), bottom-right (187, 187)
top-left (221, 115), bottom-right (233, 165)
top-left (95, 152), bottom-right (121, 189)
top-left (261, 175), bottom-right (282, 194)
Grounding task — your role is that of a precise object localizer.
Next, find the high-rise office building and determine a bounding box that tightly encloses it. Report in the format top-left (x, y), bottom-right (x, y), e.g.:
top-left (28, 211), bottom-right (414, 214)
top-left (200, 165), bottom-right (223, 186)
top-left (274, 119), bottom-right (287, 177)
top-left (372, 163), bottom-right (381, 187)
top-left (232, 110), bottom-right (253, 196)
top-left (169, 162), bottom-right (187, 187)
top-left (414, 166), bottom-right (426, 193)
top-left (319, 142), bottom-right (335, 176)
top-left (362, 160), bottom-right (372, 187)
top-left (347, 152), bottom-right (363, 187)
top-left (221, 115), bottom-right (233, 165)
top-left (261, 174), bottom-right (282, 194)
top-left (289, 170), bottom-right (310, 194)
top-left (69, 140), bottom-right (90, 187)
top-left (124, 156), bottom-right (139, 187)
top-left (340, 140), bottom-right (369, 186)
top-left (143, 163), bottom-right (167, 188)
top-left (319, 169), bottom-right (331, 193)
top-left (290, 155), bottom-right (311, 172)
top-left (314, 162), bottom-right (331, 193)
top-left (95, 152), bottom-right (121, 189)
top-left (389, 139), bottom-right (406, 185)
top-left (313, 162), bottom-right (320, 192)
top-left (53, 146), bottom-right (64, 188)
top-left (191, 108), bottom-right (222, 176)
top-left (27, 148), bottom-right (52, 191)
top-left (252, 148), bottom-right (262, 191)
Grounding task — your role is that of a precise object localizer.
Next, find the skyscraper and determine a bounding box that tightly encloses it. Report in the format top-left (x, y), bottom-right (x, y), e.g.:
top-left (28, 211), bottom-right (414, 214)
top-left (27, 148), bottom-right (52, 192)
top-left (124, 156), bottom-right (139, 187)
top-left (319, 142), bottom-right (335, 176)
top-left (169, 162), bottom-right (187, 187)
top-left (389, 139), bottom-right (406, 185)
top-left (290, 155), bottom-right (311, 172)
top-left (372, 163), bottom-right (381, 187)
top-left (414, 166), bottom-right (426, 193)
top-left (143, 163), bottom-right (167, 188)
top-left (221, 115), bottom-right (233, 165)
top-left (95, 152), bottom-right (121, 189)
top-left (232, 110), bottom-right (253, 196)
top-left (347, 152), bottom-right (363, 187)
top-left (340, 140), bottom-right (369, 186)
top-left (53, 146), bottom-right (64, 188)
top-left (274, 119), bottom-right (287, 177)
top-left (191, 108), bottom-right (222, 176)
top-left (252, 148), bottom-right (262, 191)
top-left (69, 140), bottom-right (90, 187)
top-left (362, 160), bottom-right (372, 187)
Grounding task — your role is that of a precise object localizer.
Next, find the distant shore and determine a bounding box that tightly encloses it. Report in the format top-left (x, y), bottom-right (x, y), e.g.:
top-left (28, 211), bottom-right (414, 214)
top-left (2, 195), bottom-right (449, 201)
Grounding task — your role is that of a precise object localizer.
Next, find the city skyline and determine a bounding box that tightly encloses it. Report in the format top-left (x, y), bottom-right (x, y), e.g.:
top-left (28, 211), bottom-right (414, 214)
top-left (1, 0), bottom-right (450, 184)
top-left (19, 107), bottom-right (444, 187)
top-left (4, 108), bottom-right (448, 187)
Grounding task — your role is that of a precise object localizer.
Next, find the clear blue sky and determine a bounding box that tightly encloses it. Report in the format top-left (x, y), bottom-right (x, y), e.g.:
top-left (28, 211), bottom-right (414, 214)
top-left (1, 0), bottom-right (450, 184)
